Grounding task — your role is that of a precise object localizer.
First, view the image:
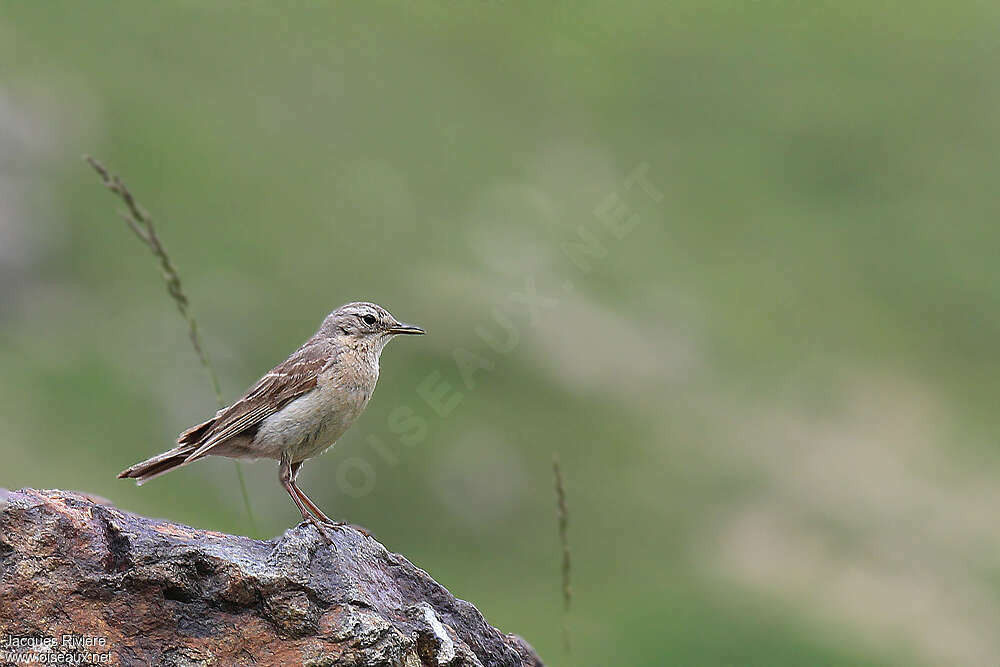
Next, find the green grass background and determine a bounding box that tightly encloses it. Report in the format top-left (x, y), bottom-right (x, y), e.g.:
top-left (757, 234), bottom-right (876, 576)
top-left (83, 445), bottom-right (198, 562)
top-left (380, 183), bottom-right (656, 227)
top-left (3, 2), bottom-right (1000, 664)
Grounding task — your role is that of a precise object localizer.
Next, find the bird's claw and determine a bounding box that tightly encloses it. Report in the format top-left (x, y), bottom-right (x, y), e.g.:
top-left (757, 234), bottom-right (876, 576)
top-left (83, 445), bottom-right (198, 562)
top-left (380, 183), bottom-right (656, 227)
top-left (323, 520), bottom-right (372, 539)
top-left (344, 523), bottom-right (372, 538)
top-left (300, 516), bottom-right (372, 541)
top-left (300, 518), bottom-right (342, 546)
top-left (318, 517), bottom-right (371, 538)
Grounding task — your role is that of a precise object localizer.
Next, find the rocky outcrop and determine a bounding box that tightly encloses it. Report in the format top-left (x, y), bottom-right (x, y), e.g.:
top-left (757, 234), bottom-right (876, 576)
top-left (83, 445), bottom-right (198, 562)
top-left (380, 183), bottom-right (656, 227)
top-left (0, 489), bottom-right (542, 666)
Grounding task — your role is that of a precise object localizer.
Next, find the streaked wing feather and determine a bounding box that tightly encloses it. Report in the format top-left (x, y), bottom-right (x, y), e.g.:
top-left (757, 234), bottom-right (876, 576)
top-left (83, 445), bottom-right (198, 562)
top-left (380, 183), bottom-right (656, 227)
top-left (181, 340), bottom-right (334, 462)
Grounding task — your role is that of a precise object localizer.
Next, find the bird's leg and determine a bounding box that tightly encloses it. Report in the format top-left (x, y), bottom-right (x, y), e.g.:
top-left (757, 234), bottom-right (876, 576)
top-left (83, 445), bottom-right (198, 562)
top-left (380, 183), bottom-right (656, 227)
top-left (289, 461), bottom-right (345, 527)
top-left (280, 455), bottom-right (338, 544)
top-left (290, 461), bottom-right (372, 537)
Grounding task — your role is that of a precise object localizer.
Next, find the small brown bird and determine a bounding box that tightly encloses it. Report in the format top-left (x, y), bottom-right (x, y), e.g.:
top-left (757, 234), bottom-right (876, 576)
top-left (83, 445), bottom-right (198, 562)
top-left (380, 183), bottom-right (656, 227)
top-left (119, 302), bottom-right (424, 537)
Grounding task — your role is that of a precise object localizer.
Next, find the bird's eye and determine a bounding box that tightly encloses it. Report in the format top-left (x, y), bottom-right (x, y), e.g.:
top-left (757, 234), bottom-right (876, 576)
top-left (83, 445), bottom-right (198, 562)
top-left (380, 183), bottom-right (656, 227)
top-left (362, 315), bottom-right (377, 325)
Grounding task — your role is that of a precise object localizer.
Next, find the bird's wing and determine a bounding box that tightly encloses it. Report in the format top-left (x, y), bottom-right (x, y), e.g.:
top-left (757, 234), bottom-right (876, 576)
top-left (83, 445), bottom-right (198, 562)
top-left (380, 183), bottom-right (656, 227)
top-left (181, 339), bottom-right (336, 462)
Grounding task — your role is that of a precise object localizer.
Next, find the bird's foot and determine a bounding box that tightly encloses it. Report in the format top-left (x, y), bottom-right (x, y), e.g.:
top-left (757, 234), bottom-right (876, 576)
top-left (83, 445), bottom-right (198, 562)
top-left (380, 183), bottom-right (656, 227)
top-left (345, 523), bottom-right (372, 538)
top-left (300, 517), bottom-right (343, 547)
top-left (314, 517), bottom-right (371, 538)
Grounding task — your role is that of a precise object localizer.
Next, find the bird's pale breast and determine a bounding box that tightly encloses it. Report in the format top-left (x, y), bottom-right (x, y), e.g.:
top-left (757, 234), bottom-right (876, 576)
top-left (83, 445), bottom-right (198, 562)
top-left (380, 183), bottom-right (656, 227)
top-left (251, 356), bottom-right (378, 463)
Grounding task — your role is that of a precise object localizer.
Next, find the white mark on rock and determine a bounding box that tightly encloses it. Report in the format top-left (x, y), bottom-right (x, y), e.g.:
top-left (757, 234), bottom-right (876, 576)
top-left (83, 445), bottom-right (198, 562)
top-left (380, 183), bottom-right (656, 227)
top-left (420, 603), bottom-right (455, 664)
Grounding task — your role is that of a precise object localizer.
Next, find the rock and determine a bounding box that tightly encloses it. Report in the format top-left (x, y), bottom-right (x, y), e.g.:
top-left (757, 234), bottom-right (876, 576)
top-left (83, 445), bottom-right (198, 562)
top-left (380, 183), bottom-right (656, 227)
top-left (0, 489), bottom-right (543, 667)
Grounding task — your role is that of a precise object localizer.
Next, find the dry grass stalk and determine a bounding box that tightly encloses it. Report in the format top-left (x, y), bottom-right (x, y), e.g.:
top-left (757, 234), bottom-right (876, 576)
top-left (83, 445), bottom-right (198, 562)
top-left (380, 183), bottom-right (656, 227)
top-left (552, 452), bottom-right (572, 654)
top-left (84, 155), bottom-right (258, 535)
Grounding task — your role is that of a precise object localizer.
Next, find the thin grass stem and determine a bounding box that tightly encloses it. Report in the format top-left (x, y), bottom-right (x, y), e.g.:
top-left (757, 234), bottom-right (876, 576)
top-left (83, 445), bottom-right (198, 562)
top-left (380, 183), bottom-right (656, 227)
top-left (85, 155), bottom-right (258, 536)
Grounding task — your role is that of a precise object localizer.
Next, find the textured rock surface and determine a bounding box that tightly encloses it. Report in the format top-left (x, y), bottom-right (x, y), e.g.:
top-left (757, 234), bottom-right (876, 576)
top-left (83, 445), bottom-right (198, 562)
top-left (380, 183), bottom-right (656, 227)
top-left (0, 489), bottom-right (542, 666)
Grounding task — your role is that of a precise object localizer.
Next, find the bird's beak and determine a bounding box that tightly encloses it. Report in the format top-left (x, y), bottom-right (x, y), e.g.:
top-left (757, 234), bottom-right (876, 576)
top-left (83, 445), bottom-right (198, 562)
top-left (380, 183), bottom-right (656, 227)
top-left (389, 322), bottom-right (425, 335)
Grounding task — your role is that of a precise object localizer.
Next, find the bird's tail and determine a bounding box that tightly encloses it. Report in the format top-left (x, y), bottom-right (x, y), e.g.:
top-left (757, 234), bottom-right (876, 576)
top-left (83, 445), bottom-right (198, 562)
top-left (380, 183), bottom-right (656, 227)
top-left (118, 415), bottom-right (218, 486)
top-left (118, 445), bottom-right (198, 485)
top-left (119, 416), bottom-right (217, 485)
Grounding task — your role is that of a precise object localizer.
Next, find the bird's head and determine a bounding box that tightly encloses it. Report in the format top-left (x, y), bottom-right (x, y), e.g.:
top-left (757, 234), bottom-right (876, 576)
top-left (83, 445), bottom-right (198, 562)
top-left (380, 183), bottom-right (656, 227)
top-left (322, 301), bottom-right (425, 355)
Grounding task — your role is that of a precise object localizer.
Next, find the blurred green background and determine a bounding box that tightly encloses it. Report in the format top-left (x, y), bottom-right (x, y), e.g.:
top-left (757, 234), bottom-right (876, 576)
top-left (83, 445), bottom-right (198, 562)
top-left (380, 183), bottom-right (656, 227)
top-left (3, 2), bottom-right (1000, 664)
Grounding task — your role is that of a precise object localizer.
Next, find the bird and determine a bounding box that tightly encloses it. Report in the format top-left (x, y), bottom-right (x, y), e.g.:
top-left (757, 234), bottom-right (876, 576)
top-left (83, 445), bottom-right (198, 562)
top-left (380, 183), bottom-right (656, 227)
top-left (118, 301), bottom-right (424, 538)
